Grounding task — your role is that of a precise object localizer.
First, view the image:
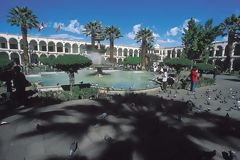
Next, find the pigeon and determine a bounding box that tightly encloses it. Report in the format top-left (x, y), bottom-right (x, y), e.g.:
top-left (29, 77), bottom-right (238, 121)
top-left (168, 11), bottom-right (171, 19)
top-left (97, 113), bottom-right (108, 120)
top-left (36, 124), bottom-right (44, 132)
top-left (201, 150), bottom-right (216, 160)
top-left (222, 151), bottom-right (234, 160)
top-left (104, 135), bottom-right (113, 144)
top-left (215, 107), bottom-right (221, 111)
top-left (69, 141), bottom-right (78, 157)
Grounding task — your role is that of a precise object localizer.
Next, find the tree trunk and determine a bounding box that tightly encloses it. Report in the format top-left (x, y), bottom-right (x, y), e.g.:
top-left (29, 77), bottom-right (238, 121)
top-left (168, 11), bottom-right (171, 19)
top-left (68, 72), bottom-right (75, 86)
top-left (141, 41), bottom-right (147, 70)
top-left (227, 33), bottom-right (234, 72)
top-left (109, 39), bottom-right (114, 63)
top-left (21, 25), bottom-right (29, 66)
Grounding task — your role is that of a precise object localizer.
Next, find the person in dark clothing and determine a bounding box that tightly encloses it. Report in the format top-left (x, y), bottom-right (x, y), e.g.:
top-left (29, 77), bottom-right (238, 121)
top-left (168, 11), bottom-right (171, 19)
top-left (13, 66), bottom-right (28, 106)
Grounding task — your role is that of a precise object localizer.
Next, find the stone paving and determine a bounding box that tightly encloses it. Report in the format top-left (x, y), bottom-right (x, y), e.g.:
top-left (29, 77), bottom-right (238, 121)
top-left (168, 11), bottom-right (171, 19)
top-left (0, 74), bottom-right (240, 160)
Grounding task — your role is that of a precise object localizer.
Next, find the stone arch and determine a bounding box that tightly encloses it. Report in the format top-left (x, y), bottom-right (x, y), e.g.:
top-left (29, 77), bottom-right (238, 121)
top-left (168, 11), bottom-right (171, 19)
top-left (40, 54), bottom-right (47, 58)
top-left (49, 54), bottom-right (56, 60)
top-left (234, 43), bottom-right (240, 56)
top-left (114, 47), bottom-right (117, 56)
top-left (209, 47), bottom-right (214, 57)
top-left (9, 38), bottom-right (18, 49)
top-left (10, 52), bottom-right (20, 65)
top-left (172, 49), bottom-right (176, 58)
top-left (0, 37), bottom-right (8, 49)
top-left (177, 49), bottom-right (181, 57)
top-left (216, 45), bottom-right (223, 56)
top-left (123, 48), bottom-right (128, 56)
top-left (134, 49), bottom-right (138, 57)
top-left (72, 43), bottom-right (78, 53)
top-left (118, 48), bottom-right (122, 57)
top-left (29, 39), bottom-right (38, 51)
top-left (56, 42), bottom-right (63, 52)
top-left (80, 44), bottom-right (85, 54)
top-left (48, 41), bottom-right (55, 52)
top-left (39, 41), bottom-right (47, 51)
top-left (167, 50), bottom-right (171, 58)
top-left (65, 43), bottom-right (71, 53)
top-left (129, 49), bottom-right (133, 56)
top-left (118, 58), bottom-right (123, 64)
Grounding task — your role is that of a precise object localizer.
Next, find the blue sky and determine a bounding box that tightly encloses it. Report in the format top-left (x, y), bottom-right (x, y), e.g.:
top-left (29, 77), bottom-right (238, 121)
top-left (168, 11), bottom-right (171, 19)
top-left (0, 0), bottom-right (239, 47)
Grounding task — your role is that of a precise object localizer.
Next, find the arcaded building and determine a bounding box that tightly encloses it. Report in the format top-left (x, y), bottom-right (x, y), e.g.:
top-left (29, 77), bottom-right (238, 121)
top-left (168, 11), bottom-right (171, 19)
top-left (0, 33), bottom-right (239, 70)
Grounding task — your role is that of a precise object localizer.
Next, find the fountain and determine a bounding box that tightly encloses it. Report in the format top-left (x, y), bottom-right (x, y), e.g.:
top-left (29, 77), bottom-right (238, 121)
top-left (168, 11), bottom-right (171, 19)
top-left (26, 52), bottom-right (160, 90)
top-left (84, 52), bottom-right (113, 76)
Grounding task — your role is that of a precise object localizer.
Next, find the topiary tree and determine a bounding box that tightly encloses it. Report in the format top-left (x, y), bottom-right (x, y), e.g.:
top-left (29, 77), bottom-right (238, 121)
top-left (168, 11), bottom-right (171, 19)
top-left (164, 55), bottom-right (193, 74)
top-left (53, 55), bottom-right (92, 86)
top-left (0, 58), bottom-right (13, 71)
top-left (196, 63), bottom-right (215, 77)
top-left (164, 55), bottom-right (193, 89)
top-left (123, 56), bottom-right (141, 70)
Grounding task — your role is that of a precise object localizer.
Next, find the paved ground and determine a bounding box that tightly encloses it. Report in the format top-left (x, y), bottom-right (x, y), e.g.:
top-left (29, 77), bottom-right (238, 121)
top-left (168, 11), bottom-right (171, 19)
top-left (0, 74), bottom-right (240, 160)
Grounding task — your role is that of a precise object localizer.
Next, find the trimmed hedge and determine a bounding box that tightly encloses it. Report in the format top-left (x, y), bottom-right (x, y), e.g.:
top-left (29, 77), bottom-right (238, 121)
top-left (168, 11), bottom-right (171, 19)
top-left (124, 56), bottom-right (141, 65)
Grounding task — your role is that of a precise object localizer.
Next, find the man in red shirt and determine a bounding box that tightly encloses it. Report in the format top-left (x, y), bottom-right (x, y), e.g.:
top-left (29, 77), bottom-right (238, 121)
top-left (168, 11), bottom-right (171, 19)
top-left (191, 66), bottom-right (198, 92)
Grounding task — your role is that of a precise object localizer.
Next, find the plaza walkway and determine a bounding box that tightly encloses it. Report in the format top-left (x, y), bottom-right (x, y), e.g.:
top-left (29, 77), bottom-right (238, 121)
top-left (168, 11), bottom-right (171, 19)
top-left (0, 74), bottom-right (240, 160)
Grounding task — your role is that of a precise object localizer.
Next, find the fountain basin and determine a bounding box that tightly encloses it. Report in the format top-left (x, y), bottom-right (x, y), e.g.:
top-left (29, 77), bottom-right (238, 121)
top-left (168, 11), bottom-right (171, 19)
top-left (26, 69), bottom-right (159, 90)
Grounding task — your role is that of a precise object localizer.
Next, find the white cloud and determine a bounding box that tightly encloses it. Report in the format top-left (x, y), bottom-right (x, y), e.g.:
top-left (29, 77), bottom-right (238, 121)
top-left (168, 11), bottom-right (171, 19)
top-left (127, 24), bottom-right (141, 39)
top-left (166, 18), bottom-right (200, 36)
top-left (153, 32), bottom-right (160, 38)
top-left (133, 24), bottom-right (141, 33)
top-left (49, 34), bottom-right (83, 40)
top-left (157, 39), bottom-right (176, 44)
top-left (53, 20), bottom-right (84, 34)
top-left (127, 24), bottom-right (160, 40)
top-left (166, 27), bottom-right (180, 36)
top-left (181, 18), bottom-right (200, 32)
top-left (127, 32), bottom-right (136, 39)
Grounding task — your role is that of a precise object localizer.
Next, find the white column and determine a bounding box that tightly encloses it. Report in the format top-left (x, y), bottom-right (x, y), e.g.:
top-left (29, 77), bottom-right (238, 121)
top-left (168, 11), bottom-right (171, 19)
top-left (55, 45), bottom-right (57, 53)
top-left (18, 41), bottom-right (21, 50)
top-left (7, 40), bottom-right (9, 49)
top-left (213, 48), bottom-right (217, 57)
top-left (222, 48), bottom-right (225, 57)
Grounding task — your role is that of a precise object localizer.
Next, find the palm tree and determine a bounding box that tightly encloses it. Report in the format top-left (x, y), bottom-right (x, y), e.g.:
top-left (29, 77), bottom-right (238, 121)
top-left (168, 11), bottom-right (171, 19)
top-left (8, 6), bottom-right (39, 66)
top-left (135, 28), bottom-right (154, 69)
top-left (220, 14), bottom-right (240, 71)
top-left (82, 21), bottom-right (102, 49)
top-left (105, 26), bottom-right (122, 63)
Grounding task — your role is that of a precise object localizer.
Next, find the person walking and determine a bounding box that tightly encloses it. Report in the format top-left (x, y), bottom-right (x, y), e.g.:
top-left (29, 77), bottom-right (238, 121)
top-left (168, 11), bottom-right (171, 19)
top-left (191, 66), bottom-right (198, 93)
top-left (12, 66), bottom-right (29, 106)
top-left (162, 67), bottom-right (168, 92)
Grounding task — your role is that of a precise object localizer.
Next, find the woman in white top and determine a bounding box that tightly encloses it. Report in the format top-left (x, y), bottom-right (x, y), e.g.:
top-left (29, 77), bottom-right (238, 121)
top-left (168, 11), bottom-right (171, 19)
top-left (162, 67), bottom-right (168, 92)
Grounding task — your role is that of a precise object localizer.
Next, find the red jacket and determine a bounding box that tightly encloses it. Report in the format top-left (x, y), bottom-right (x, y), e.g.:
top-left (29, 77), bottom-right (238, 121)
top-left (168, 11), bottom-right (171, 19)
top-left (191, 69), bottom-right (198, 82)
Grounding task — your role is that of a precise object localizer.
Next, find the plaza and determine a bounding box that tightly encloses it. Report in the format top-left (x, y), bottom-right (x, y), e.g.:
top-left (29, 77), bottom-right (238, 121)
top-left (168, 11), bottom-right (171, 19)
top-left (1, 0), bottom-right (240, 160)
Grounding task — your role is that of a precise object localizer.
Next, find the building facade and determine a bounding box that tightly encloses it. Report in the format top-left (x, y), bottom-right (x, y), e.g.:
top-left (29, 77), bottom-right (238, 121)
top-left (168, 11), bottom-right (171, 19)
top-left (0, 33), bottom-right (240, 70)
